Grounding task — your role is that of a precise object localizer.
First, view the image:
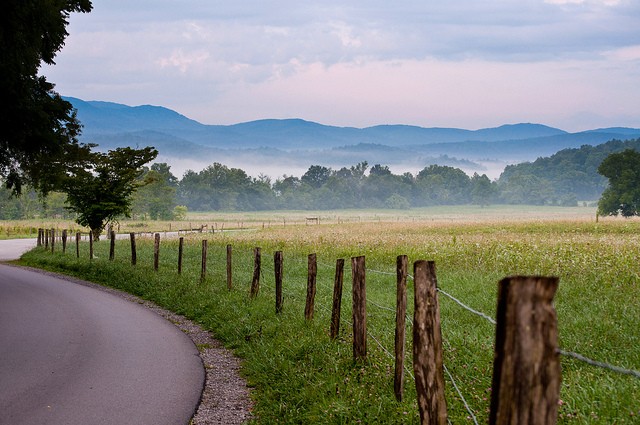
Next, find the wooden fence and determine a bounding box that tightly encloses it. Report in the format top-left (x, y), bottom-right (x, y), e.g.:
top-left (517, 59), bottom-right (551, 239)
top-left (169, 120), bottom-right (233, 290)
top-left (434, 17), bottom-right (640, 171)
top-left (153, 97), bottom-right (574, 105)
top-left (37, 228), bottom-right (567, 423)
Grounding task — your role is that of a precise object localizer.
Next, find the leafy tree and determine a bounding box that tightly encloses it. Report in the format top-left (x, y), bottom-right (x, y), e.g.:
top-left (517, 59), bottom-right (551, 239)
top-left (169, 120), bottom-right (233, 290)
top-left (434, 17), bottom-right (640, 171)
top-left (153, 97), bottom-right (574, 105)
top-left (1, 0), bottom-right (93, 194)
top-left (415, 164), bottom-right (471, 205)
top-left (369, 164), bottom-right (392, 177)
top-left (177, 163), bottom-right (270, 211)
top-left (132, 163), bottom-right (178, 220)
top-left (384, 193), bottom-right (411, 209)
top-left (363, 169), bottom-right (412, 208)
top-left (497, 138), bottom-right (640, 203)
top-left (597, 149), bottom-right (640, 217)
top-left (240, 174), bottom-right (276, 210)
top-left (301, 165), bottom-right (332, 189)
top-left (172, 205), bottom-right (188, 221)
top-left (499, 172), bottom-right (554, 205)
top-left (64, 147), bottom-right (158, 240)
top-left (470, 173), bottom-right (497, 206)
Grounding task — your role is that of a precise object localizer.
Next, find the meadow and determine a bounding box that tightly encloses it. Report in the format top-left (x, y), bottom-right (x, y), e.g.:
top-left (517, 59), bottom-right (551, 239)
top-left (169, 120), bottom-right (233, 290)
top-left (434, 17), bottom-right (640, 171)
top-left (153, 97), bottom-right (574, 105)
top-left (14, 206), bottom-right (640, 423)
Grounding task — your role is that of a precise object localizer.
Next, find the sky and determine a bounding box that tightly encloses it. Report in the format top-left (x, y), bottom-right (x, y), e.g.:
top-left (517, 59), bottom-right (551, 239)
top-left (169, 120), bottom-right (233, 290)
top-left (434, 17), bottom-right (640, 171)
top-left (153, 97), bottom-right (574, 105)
top-left (42, 0), bottom-right (640, 132)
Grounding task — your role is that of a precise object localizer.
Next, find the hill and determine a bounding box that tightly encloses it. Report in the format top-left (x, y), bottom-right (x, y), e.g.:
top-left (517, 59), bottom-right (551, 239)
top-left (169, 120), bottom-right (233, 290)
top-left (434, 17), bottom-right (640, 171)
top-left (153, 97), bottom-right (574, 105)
top-left (65, 97), bottom-right (640, 178)
top-left (497, 138), bottom-right (640, 203)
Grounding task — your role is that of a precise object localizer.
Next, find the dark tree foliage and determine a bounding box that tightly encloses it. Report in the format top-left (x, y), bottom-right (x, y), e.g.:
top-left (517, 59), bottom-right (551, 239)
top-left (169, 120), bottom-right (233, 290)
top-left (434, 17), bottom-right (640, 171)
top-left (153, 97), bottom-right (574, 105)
top-left (415, 164), bottom-right (471, 205)
top-left (131, 163), bottom-right (178, 220)
top-left (597, 149), bottom-right (640, 217)
top-left (178, 163), bottom-right (275, 211)
top-left (64, 147), bottom-right (158, 240)
top-left (470, 172), bottom-right (498, 206)
top-left (301, 165), bottom-right (332, 189)
top-left (0, 0), bottom-right (93, 194)
top-left (498, 138), bottom-right (640, 205)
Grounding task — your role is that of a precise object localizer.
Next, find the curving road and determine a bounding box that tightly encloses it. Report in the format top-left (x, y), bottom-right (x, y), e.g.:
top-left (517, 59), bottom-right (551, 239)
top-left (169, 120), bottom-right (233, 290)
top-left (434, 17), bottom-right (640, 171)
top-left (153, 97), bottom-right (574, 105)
top-left (0, 240), bottom-right (204, 425)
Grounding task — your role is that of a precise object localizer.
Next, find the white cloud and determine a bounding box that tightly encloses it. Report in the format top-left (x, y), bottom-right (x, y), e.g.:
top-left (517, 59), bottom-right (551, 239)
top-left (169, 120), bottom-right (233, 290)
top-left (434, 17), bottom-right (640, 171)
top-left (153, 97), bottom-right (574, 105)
top-left (158, 50), bottom-right (210, 73)
top-left (604, 45), bottom-right (640, 61)
top-left (42, 0), bottom-right (640, 131)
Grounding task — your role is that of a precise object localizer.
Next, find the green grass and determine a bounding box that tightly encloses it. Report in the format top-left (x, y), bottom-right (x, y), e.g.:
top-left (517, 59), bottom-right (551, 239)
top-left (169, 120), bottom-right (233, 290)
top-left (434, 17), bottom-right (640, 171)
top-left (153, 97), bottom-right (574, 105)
top-left (17, 217), bottom-right (640, 424)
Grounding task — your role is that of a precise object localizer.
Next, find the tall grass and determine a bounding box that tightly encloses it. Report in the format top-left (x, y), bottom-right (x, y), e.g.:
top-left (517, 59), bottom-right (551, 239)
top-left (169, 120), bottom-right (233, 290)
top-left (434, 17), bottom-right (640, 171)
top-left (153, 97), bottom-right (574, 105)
top-left (18, 217), bottom-right (640, 424)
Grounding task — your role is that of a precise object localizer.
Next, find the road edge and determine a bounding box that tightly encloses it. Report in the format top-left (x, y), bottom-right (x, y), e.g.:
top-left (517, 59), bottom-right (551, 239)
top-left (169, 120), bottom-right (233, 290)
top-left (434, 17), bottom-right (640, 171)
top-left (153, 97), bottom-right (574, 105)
top-left (5, 264), bottom-right (254, 425)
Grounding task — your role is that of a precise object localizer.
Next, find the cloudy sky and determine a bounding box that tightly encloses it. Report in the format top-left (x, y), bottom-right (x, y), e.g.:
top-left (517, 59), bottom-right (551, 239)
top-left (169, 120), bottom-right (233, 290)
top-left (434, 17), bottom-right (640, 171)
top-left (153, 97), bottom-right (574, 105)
top-left (43, 0), bottom-right (640, 132)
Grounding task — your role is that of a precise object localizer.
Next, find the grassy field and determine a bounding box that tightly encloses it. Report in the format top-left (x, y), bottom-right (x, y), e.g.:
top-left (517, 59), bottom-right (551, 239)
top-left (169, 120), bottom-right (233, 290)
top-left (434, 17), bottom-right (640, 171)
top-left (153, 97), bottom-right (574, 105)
top-left (0, 204), bottom-right (599, 239)
top-left (13, 207), bottom-right (640, 423)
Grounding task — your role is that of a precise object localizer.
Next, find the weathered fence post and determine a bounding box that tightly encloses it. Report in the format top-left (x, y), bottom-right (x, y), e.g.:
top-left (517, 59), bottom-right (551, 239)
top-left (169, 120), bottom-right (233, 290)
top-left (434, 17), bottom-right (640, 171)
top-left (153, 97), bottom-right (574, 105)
top-left (395, 255), bottom-right (408, 402)
top-left (37, 228), bottom-right (43, 247)
top-left (330, 258), bottom-right (345, 340)
top-left (413, 260), bottom-right (447, 424)
top-left (109, 230), bottom-right (115, 261)
top-left (130, 232), bottom-right (137, 265)
top-left (250, 247), bottom-right (261, 298)
top-left (76, 232), bottom-right (80, 258)
top-left (45, 229), bottom-right (49, 250)
top-left (62, 229), bottom-right (67, 253)
top-left (489, 276), bottom-right (561, 425)
top-left (89, 234), bottom-right (94, 261)
top-left (226, 244), bottom-right (233, 290)
top-left (50, 228), bottom-right (55, 253)
top-left (178, 237), bottom-right (184, 274)
top-left (274, 251), bottom-right (284, 314)
top-left (200, 239), bottom-right (208, 283)
top-left (153, 233), bottom-right (160, 271)
top-left (305, 253), bottom-right (317, 320)
top-left (352, 255), bottom-right (367, 361)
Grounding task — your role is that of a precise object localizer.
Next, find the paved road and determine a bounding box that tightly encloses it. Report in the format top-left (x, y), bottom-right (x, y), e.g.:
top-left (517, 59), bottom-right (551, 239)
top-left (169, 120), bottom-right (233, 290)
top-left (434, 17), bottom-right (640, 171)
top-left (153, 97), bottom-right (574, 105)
top-left (0, 238), bottom-right (37, 262)
top-left (0, 242), bottom-right (204, 425)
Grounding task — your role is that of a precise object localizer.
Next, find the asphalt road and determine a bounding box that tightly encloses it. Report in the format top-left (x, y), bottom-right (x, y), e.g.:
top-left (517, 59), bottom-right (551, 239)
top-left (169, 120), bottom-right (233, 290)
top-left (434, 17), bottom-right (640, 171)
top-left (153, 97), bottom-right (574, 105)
top-left (0, 241), bottom-right (204, 425)
top-left (0, 238), bottom-right (37, 262)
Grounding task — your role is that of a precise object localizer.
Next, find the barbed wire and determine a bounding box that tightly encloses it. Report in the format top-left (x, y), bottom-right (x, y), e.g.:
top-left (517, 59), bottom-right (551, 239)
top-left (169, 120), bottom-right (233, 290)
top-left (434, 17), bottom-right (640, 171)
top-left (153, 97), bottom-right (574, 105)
top-left (436, 287), bottom-right (497, 325)
top-left (558, 349), bottom-right (640, 380)
top-left (249, 249), bottom-right (640, 392)
top-left (443, 364), bottom-right (479, 425)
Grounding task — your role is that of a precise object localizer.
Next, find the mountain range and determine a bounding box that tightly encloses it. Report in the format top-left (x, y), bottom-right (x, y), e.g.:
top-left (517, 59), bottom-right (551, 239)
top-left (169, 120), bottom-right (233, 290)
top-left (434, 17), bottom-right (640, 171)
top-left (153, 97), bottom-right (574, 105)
top-left (66, 97), bottom-right (640, 179)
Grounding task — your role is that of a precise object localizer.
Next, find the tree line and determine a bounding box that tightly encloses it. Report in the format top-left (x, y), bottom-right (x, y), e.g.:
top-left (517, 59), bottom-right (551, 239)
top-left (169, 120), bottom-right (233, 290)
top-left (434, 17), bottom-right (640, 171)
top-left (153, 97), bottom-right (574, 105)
top-left (3, 138), bottom-right (640, 222)
top-left (173, 137), bottom-right (640, 212)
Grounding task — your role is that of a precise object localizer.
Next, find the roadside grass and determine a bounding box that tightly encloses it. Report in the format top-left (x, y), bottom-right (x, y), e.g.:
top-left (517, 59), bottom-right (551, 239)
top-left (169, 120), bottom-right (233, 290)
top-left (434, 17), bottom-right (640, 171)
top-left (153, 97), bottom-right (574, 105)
top-left (18, 217), bottom-right (640, 424)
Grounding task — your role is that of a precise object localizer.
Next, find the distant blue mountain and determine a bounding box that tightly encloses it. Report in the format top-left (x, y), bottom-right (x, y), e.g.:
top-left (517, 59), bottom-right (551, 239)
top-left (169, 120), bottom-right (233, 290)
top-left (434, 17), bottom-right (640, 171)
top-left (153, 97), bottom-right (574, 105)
top-left (66, 97), bottom-right (574, 149)
top-left (64, 97), bottom-right (640, 177)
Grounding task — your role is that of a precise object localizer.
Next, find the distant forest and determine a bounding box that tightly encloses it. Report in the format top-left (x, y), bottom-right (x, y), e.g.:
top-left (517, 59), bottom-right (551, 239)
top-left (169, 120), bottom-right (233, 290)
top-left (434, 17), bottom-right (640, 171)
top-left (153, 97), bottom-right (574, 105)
top-left (2, 138), bottom-right (639, 219)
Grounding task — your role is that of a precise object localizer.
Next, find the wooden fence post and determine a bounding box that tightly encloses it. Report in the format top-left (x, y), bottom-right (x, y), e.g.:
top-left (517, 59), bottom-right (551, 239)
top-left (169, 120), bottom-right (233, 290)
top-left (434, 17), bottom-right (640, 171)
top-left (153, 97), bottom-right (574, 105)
top-left (76, 232), bottom-right (80, 258)
top-left (200, 239), bottom-right (208, 283)
top-left (50, 229), bottom-right (55, 253)
top-left (413, 260), bottom-right (447, 424)
top-left (395, 255), bottom-right (408, 402)
top-left (130, 233), bottom-right (137, 265)
top-left (153, 233), bottom-right (160, 271)
top-left (45, 229), bottom-right (49, 250)
top-left (305, 253), bottom-right (317, 320)
top-left (330, 258), bottom-right (345, 340)
top-left (275, 251), bottom-right (284, 314)
top-left (352, 255), bottom-right (367, 361)
top-left (89, 234), bottom-right (93, 261)
top-left (178, 237), bottom-right (184, 274)
top-left (62, 230), bottom-right (67, 253)
top-left (109, 230), bottom-right (115, 261)
top-left (37, 228), bottom-right (43, 247)
top-left (250, 247), bottom-right (261, 298)
top-left (226, 244), bottom-right (233, 290)
top-left (489, 276), bottom-right (561, 425)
